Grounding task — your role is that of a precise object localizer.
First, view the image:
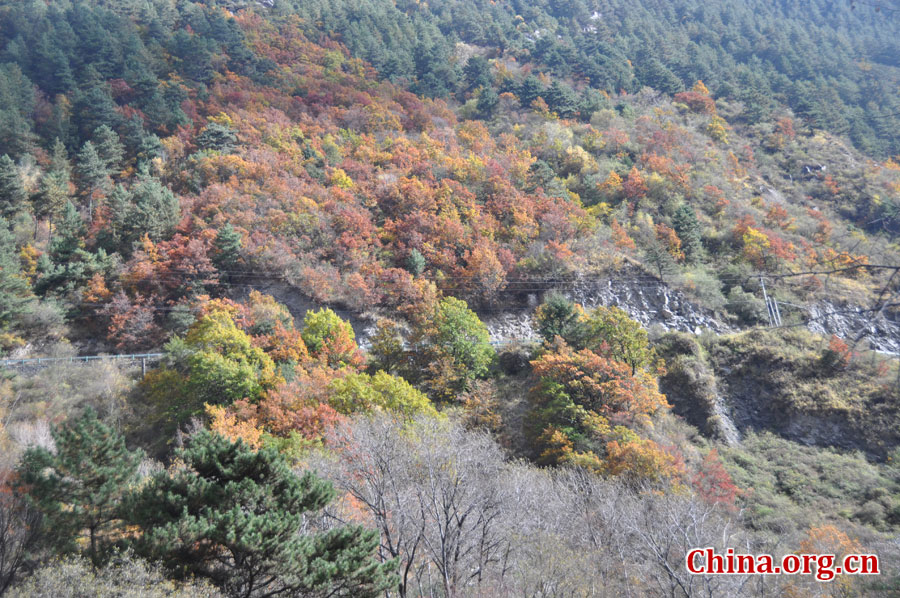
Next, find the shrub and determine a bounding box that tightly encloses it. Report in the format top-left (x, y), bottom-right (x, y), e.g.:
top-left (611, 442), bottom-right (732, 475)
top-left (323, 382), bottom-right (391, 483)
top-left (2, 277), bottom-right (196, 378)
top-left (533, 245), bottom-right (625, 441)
top-left (725, 286), bottom-right (767, 325)
top-left (6, 554), bottom-right (221, 598)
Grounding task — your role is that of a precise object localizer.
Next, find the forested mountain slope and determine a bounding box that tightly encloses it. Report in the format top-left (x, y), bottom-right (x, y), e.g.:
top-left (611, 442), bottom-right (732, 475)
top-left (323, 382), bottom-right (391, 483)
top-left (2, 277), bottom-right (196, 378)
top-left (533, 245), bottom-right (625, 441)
top-left (0, 0), bottom-right (896, 353)
top-left (0, 2), bottom-right (898, 597)
top-left (277, 0), bottom-right (900, 157)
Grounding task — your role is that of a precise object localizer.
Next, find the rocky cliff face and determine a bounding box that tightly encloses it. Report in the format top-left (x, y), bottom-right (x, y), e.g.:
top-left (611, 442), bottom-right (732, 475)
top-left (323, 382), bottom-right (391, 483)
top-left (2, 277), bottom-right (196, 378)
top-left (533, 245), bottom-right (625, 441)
top-left (481, 275), bottom-right (732, 343)
top-left (481, 276), bottom-right (900, 356)
top-left (806, 301), bottom-right (900, 354)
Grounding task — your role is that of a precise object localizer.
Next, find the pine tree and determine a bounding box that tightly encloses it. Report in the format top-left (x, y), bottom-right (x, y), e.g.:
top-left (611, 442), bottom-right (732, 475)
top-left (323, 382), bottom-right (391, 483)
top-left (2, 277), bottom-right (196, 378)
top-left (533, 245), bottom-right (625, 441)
top-left (638, 57), bottom-right (683, 95)
top-left (643, 237), bottom-right (677, 279)
top-left (49, 138), bottom-right (70, 178)
top-left (476, 86), bottom-right (499, 119)
top-left (534, 292), bottom-right (586, 345)
top-left (93, 125), bottom-right (124, 173)
top-left (0, 155), bottom-right (25, 220)
top-left (49, 201), bottom-right (86, 261)
top-left (75, 141), bottom-right (109, 220)
top-left (517, 75), bottom-right (545, 108)
top-left (212, 222), bottom-right (242, 273)
top-left (0, 64), bottom-right (37, 155)
top-left (128, 430), bottom-right (396, 598)
top-left (97, 184), bottom-right (130, 252)
top-left (124, 178), bottom-right (180, 243)
top-left (406, 248), bottom-right (426, 276)
top-left (545, 81), bottom-right (578, 118)
top-left (34, 201), bottom-right (110, 297)
top-left (0, 218), bottom-right (31, 330)
top-left (463, 56), bottom-right (492, 92)
top-left (15, 409), bottom-right (143, 566)
top-left (196, 122), bottom-right (237, 153)
top-left (672, 204), bottom-right (703, 263)
top-left (34, 141), bottom-right (72, 241)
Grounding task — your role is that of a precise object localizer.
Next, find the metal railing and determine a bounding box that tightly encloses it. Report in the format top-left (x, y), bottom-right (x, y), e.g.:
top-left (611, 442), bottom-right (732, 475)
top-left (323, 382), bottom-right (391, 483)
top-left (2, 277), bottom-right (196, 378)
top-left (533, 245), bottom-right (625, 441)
top-left (0, 353), bottom-right (165, 370)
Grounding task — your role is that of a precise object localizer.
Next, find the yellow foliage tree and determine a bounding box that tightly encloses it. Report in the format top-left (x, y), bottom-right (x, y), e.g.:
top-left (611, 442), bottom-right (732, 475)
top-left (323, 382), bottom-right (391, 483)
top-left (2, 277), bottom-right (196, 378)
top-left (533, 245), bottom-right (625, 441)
top-left (706, 115), bottom-right (729, 143)
top-left (742, 227), bottom-right (770, 268)
top-left (692, 80), bottom-right (710, 95)
top-left (206, 403), bottom-right (264, 450)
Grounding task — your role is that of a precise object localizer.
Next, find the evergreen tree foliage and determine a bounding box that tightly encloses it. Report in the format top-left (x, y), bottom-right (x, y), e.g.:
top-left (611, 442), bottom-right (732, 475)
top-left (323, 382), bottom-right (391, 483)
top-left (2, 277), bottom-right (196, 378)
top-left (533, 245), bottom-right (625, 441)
top-left (75, 141), bottom-right (110, 206)
top-left (128, 430), bottom-right (396, 598)
top-left (0, 218), bottom-right (32, 330)
top-left (672, 204), bottom-right (703, 263)
top-left (534, 293), bottom-right (586, 344)
top-left (92, 125), bottom-right (124, 174)
top-left (15, 409), bottom-right (143, 566)
top-left (48, 139), bottom-right (70, 178)
top-left (0, 64), bottom-right (36, 156)
top-left (196, 123), bottom-right (238, 154)
top-left (545, 81), bottom-right (578, 118)
top-left (636, 57), bottom-right (683, 95)
top-left (34, 170), bottom-right (71, 236)
top-left (34, 138), bottom-right (74, 235)
top-left (476, 86), bottom-right (500, 120)
top-left (463, 56), bottom-right (492, 92)
top-left (35, 201), bottom-right (111, 297)
top-left (0, 155), bottom-right (26, 220)
top-left (98, 177), bottom-right (181, 254)
top-left (122, 178), bottom-right (180, 245)
top-left (517, 75), bottom-right (545, 108)
top-left (406, 248), bottom-right (426, 276)
top-left (212, 222), bottom-right (242, 272)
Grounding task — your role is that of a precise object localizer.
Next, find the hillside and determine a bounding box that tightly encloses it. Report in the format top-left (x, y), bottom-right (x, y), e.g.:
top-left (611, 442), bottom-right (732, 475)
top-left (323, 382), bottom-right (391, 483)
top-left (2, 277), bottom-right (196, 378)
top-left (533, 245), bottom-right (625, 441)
top-left (0, 2), bottom-right (898, 597)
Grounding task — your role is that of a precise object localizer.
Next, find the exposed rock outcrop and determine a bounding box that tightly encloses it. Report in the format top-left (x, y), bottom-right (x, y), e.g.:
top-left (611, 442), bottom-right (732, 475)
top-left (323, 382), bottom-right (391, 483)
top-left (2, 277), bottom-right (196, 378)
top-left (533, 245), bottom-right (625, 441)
top-left (481, 274), bottom-right (731, 343)
top-left (806, 301), bottom-right (900, 354)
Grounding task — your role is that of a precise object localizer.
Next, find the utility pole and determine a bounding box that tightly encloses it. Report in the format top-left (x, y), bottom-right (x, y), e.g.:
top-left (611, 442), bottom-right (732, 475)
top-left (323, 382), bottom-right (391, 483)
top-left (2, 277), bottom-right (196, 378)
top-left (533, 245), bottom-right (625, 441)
top-left (760, 276), bottom-right (781, 327)
top-left (772, 290), bottom-right (782, 326)
top-left (760, 276), bottom-right (773, 327)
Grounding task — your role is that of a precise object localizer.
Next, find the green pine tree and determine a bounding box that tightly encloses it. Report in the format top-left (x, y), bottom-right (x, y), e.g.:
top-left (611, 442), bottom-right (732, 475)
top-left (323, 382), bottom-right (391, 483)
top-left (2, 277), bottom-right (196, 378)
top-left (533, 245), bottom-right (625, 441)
top-left (34, 172), bottom-right (70, 243)
top-left (92, 125), bottom-right (124, 173)
top-left (33, 139), bottom-right (72, 241)
top-left (0, 155), bottom-right (26, 220)
top-left (0, 217), bottom-right (32, 330)
top-left (672, 204), bottom-right (703, 263)
top-left (123, 178), bottom-right (180, 246)
top-left (34, 201), bottom-right (110, 297)
top-left (75, 141), bottom-right (109, 221)
top-left (196, 122), bottom-right (237, 153)
top-left (406, 248), bottom-right (426, 276)
top-left (476, 86), bottom-right (499, 119)
top-left (517, 75), bottom-right (545, 108)
top-left (97, 184), bottom-right (130, 252)
top-left (545, 81), bottom-right (578, 118)
top-left (15, 409), bottom-right (144, 566)
top-left (49, 138), bottom-right (70, 178)
top-left (128, 430), bottom-right (396, 598)
top-left (463, 56), bottom-right (492, 92)
top-left (212, 222), bottom-right (242, 273)
top-left (534, 292), bottom-right (585, 345)
top-left (49, 201), bottom-right (86, 261)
